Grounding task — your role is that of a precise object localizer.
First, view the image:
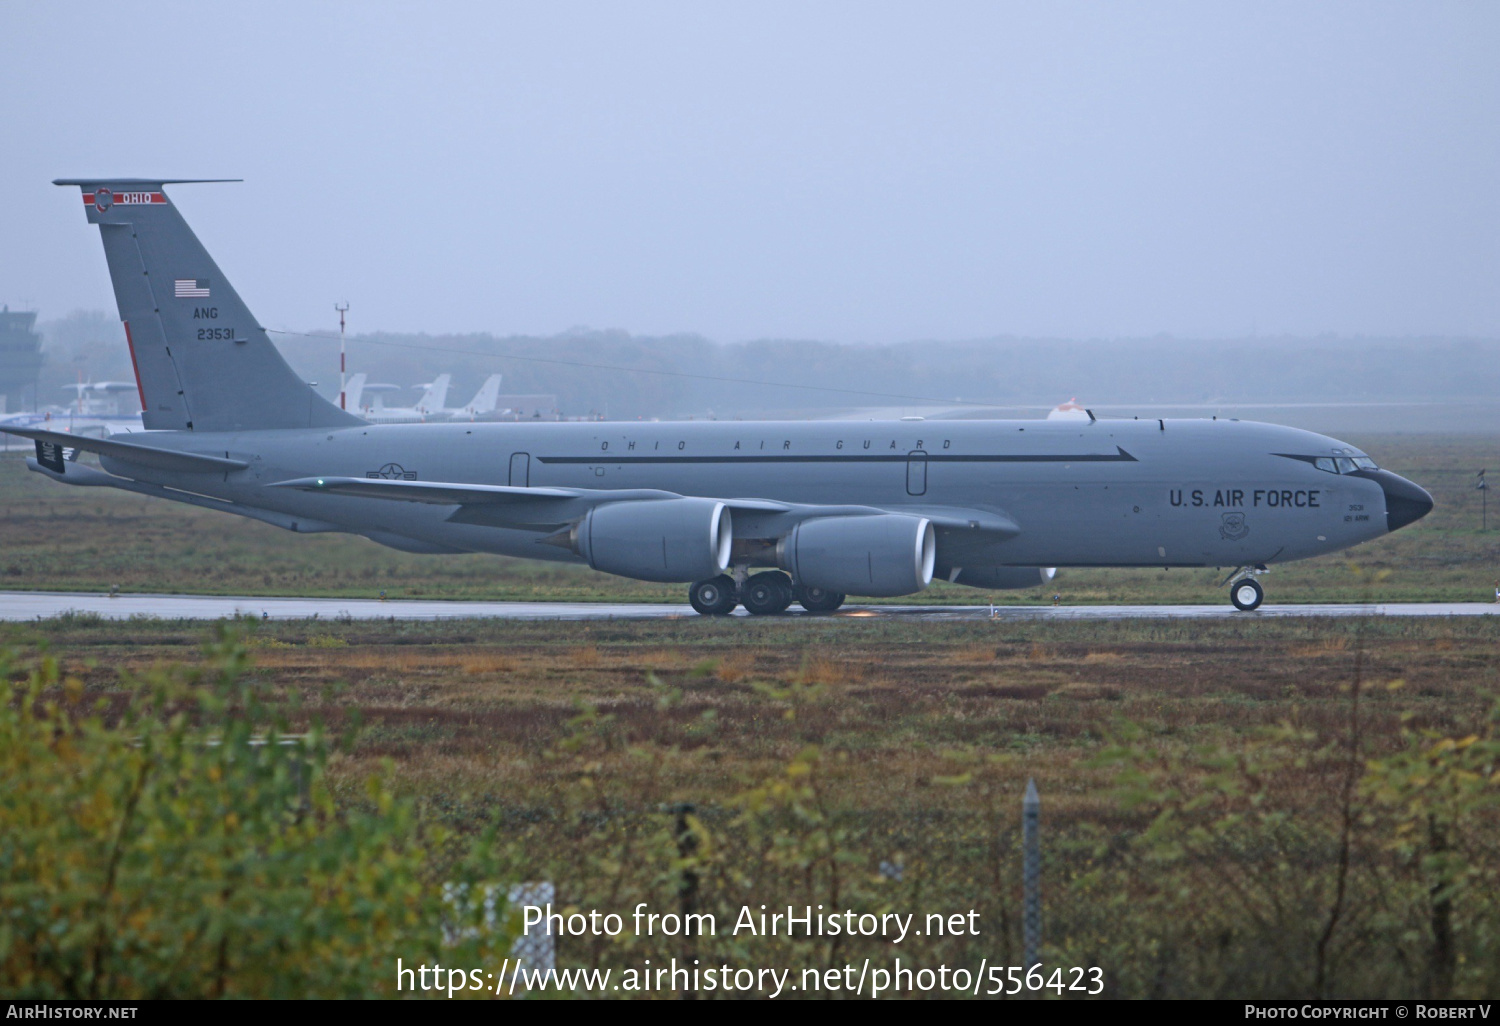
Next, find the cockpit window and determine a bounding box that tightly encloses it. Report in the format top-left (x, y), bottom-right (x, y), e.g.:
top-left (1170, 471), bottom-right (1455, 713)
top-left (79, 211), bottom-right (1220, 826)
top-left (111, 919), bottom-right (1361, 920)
top-left (1279, 453), bottom-right (1381, 474)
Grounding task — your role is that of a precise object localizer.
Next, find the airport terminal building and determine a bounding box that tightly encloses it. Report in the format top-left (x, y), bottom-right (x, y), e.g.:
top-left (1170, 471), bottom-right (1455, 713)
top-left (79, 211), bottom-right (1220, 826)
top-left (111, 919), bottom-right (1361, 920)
top-left (0, 307), bottom-right (43, 414)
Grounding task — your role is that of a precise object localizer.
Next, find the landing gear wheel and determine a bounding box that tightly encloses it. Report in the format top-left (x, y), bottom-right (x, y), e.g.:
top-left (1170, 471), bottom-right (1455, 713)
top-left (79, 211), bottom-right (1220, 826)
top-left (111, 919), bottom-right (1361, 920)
top-left (741, 571), bottom-right (794, 615)
top-left (689, 575), bottom-right (739, 616)
top-left (795, 585), bottom-right (846, 613)
top-left (1230, 578), bottom-right (1264, 611)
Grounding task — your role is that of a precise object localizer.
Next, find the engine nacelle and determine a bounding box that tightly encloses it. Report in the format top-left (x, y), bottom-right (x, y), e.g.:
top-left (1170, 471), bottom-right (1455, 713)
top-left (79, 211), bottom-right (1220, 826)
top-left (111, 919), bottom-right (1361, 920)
top-left (777, 514), bottom-right (935, 597)
top-left (575, 498), bottom-right (732, 583)
top-left (950, 566), bottom-right (1057, 590)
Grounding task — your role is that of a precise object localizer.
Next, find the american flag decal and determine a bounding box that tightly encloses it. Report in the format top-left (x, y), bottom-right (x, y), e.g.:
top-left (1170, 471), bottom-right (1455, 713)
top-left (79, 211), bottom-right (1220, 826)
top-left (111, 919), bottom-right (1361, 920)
top-left (174, 279), bottom-right (210, 298)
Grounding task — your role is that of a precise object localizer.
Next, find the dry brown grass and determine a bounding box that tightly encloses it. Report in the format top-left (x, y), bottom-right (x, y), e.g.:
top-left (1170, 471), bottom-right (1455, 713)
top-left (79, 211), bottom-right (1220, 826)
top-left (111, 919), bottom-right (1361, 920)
top-left (1052, 682), bottom-right (1123, 702)
top-left (14, 615), bottom-right (1498, 835)
top-left (796, 653), bottom-right (862, 686)
top-left (340, 650), bottom-right (453, 674)
top-left (714, 649), bottom-right (758, 684)
top-left (949, 643), bottom-right (999, 664)
top-left (459, 653), bottom-right (518, 675)
top-left (1082, 650), bottom-right (1124, 664)
top-left (638, 649), bottom-right (690, 670)
top-left (1290, 636), bottom-right (1351, 658)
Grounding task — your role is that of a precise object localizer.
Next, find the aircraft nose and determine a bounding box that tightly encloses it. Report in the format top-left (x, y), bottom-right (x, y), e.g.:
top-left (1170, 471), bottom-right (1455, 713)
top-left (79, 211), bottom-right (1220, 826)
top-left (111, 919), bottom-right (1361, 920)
top-left (1371, 470), bottom-right (1434, 532)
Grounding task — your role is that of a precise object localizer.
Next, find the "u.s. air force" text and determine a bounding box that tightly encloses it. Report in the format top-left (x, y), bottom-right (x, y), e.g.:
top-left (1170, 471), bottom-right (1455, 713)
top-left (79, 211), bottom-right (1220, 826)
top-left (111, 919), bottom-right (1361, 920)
top-left (1170, 489), bottom-right (1321, 509)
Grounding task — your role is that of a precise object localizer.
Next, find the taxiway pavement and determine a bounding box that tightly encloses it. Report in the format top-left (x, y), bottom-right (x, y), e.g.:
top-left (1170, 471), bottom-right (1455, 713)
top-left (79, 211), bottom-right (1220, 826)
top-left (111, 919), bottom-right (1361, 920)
top-left (0, 591), bottom-right (1495, 622)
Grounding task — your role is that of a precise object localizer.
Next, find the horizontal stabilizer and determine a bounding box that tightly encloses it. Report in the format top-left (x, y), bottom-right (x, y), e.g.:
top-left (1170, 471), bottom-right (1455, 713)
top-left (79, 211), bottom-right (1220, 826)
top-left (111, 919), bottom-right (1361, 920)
top-left (1, 427), bottom-right (247, 473)
top-left (53, 178), bottom-right (243, 186)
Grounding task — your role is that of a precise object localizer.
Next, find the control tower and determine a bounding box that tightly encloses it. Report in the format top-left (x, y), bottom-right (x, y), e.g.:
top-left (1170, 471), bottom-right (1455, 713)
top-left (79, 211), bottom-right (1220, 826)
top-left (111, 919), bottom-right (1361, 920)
top-left (0, 306), bottom-right (43, 413)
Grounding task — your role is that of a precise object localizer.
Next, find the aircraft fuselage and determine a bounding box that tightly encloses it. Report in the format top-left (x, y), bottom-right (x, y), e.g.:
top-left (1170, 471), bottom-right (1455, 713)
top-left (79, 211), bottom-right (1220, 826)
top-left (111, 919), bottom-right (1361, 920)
top-left (96, 415), bottom-right (1418, 572)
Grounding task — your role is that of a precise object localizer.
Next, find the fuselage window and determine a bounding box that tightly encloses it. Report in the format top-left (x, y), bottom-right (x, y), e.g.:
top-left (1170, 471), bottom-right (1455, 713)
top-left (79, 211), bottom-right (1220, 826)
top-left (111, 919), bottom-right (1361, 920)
top-left (1314, 457), bottom-right (1337, 473)
top-left (1353, 457), bottom-right (1378, 471)
top-left (1335, 457), bottom-right (1358, 474)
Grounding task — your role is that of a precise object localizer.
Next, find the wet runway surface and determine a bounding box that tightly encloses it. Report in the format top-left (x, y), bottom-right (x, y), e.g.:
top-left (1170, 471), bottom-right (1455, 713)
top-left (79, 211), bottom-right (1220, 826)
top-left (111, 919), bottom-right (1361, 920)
top-left (0, 591), bottom-right (1496, 622)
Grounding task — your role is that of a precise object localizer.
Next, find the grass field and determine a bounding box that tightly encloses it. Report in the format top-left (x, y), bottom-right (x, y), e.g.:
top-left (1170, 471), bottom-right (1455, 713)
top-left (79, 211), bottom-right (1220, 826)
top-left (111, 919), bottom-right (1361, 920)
top-left (13, 612), bottom-right (1493, 800)
top-left (5, 611), bottom-right (1499, 997)
top-left (0, 432), bottom-right (1495, 604)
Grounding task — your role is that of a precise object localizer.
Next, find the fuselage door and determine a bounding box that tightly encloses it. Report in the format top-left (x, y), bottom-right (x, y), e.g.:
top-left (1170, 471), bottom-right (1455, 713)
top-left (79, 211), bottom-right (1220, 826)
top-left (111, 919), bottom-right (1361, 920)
top-left (509, 452), bottom-right (530, 487)
top-left (906, 450), bottom-right (928, 496)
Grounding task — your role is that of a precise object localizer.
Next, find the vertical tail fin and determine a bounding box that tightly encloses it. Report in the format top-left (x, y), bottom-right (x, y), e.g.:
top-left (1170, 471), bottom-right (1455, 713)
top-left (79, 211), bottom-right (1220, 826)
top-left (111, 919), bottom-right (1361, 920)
top-left (343, 372), bottom-right (367, 413)
top-left (55, 179), bottom-right (361, 432)
top-left (415, 373), bottom-right (451, 415)
top-left (463, 374), bottom-right (503, 416)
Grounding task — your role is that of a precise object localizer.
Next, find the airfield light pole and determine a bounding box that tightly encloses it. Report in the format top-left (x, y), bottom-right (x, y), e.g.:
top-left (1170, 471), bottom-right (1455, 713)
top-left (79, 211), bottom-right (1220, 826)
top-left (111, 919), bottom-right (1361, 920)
top-left (1478, 470), bottom-right (1488, 531)
top-left (335, 302), bottom-right (350, 410)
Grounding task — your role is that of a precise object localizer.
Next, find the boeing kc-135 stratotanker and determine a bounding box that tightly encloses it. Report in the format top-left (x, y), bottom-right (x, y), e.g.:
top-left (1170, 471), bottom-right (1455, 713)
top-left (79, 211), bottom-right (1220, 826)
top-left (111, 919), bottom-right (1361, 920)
top-left (4, 180), bottom-right (1433, 614)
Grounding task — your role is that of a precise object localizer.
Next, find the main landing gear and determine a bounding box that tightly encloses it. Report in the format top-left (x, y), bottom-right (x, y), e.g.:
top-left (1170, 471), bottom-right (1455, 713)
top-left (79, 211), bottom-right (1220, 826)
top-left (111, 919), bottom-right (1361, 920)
top-left (741, 571), bottom-right (794, 615)
top-left (794, 584), bottom-right (845, 613)
top-left (1224, 565), bottom-right (1268, 611)
top-left (687, 571), bottom-right (847, 616)
top-left (688, 575), bottom-right (739, 616)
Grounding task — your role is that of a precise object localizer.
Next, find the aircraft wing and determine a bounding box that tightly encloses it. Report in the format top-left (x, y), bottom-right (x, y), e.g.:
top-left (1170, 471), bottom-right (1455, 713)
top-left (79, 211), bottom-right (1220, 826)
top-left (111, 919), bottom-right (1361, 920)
top-left (0, 427), bottom-right (248, 474)
top-left (274, 476), bottom-right (589, 503)
top-left (270, 475), bottom-right (1016, 538)
top-left (897, 505), bottom-right (1020, 536)
top-left (273, 475), bottom-right (792, 511)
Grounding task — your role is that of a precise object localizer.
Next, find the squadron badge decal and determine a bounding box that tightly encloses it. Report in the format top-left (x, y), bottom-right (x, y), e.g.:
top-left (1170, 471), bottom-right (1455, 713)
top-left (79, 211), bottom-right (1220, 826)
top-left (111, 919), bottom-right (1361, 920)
top-left (1219, 512), bottom-right (1250, 541)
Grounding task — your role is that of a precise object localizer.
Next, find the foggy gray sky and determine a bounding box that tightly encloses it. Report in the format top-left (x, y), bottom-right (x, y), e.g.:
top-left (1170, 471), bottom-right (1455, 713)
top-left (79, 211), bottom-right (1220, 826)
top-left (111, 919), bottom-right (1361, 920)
top-left (3, 1), bottom-right (1499, 342)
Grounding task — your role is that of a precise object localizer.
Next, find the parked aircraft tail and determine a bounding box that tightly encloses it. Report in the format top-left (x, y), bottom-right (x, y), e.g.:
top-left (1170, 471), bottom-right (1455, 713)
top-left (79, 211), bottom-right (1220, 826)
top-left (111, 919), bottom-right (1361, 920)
top-left (415, 373), bottom-right (451, 415)
top-left (463, 374), bottom-right (503, 416)
top-left (53, 179), bottom-right (360, 433)
top-left (343, 372), bottom-right (367, 413)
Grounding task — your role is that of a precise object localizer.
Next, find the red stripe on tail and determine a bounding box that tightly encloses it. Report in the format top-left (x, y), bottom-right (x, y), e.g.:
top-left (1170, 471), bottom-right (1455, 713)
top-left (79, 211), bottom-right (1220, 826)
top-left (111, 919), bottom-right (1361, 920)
top-left (122, 320), bottom-right (146, 410)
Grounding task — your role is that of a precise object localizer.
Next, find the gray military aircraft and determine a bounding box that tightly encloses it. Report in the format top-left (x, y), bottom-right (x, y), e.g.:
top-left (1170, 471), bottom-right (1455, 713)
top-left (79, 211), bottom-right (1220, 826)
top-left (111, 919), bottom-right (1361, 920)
top-left (5, 179), bottom-right (1433, 614)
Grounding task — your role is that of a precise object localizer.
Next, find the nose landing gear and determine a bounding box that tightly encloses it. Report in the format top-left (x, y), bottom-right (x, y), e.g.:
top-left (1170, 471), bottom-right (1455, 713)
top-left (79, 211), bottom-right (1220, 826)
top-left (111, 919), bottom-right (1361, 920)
top-left (1230, 577), bottom-right (1264, 611)
top-left (1223, 565), bottom-right (1268, 611)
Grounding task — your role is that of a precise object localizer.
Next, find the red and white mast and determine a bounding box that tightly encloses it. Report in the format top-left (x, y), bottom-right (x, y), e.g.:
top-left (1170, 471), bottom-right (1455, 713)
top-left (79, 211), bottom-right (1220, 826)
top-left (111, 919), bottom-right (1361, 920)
top-left (335, 301), bottom-right (350, 409)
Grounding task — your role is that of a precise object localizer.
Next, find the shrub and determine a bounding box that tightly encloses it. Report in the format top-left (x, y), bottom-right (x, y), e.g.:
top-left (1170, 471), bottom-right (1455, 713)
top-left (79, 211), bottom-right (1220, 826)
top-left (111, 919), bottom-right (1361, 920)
top-left (0, 626), bottom-right (505, 999)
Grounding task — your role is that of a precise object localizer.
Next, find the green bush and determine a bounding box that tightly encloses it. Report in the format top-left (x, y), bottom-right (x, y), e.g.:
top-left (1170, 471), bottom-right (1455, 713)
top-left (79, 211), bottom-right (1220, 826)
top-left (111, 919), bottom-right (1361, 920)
top-left (0, 626), bottom-right (506, 999)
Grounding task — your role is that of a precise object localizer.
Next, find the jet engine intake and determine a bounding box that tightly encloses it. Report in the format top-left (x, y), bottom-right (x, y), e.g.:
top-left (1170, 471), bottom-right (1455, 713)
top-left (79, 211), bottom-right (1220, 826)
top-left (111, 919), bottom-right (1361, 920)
top-left (575, 498), bottom-right (732, 583)
top-left (950, 566), bottom-right (1057, 590)
top-left (777, 514), bottom-right (935, 597)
